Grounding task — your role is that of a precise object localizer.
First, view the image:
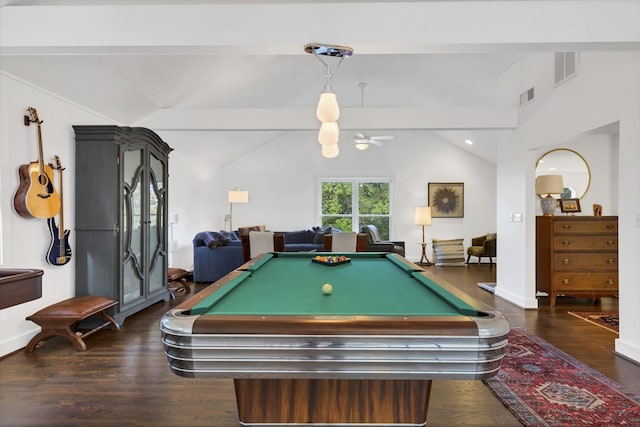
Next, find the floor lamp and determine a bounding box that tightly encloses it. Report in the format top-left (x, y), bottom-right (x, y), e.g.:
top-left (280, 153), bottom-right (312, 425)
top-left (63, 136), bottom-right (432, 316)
top-left (415, 206), bottom-right (432, 266)
top-left (228, 189), bottom-right (249, 231)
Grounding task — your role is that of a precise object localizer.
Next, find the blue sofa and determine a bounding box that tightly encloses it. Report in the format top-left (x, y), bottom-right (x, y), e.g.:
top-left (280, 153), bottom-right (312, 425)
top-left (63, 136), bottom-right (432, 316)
top-left (193, 227), bottom-right (338, 282)
top-left (192, 231), bottom-right (245, 283)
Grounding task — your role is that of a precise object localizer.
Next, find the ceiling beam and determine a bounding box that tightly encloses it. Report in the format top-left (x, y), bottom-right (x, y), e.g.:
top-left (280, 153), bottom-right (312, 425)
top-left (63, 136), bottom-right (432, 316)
top-left (2, 1), bottom-right (639, 55)
top-left (135, 106), bottom-right (518, 131)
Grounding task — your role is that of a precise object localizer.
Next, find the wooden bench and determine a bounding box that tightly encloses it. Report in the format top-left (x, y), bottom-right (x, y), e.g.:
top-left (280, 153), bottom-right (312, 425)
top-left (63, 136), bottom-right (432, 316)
top-left (167, 268), bottom-right (190, 298)
top-left (25, 296), bottom-right (119, 352)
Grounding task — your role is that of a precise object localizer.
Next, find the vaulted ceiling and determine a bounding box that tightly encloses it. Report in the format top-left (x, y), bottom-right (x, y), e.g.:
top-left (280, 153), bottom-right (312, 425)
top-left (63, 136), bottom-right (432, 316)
top-left (1, 1), bottom-right (638, 163)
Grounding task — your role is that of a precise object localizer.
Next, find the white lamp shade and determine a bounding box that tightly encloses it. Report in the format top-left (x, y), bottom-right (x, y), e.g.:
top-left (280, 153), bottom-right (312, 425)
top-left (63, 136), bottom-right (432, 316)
top-left (535, 175), bottom-right (564, 195)
top-left (228, 190), bottom-right (249, 203)
top-left (414, 206), bottom-right (432, 225)
top-left (316, 92), bottom-right (340, 122)
top-left (355, 142), bottom-right (369, 150)
top-left (318, 122), bottom-right (339, 145)
top-left (322, 143), bottom-right (339, 158)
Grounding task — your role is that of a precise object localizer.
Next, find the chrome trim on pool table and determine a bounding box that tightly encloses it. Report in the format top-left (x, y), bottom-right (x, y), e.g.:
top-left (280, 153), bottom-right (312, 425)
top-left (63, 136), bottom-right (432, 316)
top-left (161, 309), bottom-right (510, 380)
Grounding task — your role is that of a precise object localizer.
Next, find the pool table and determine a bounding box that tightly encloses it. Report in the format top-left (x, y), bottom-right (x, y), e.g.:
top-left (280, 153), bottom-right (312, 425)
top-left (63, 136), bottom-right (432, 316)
top-left (161, 252), bottom-right (510, 426)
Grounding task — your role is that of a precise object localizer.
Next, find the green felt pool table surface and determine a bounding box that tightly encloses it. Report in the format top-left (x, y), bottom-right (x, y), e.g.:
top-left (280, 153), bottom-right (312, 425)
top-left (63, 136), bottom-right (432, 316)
top-left (189, 252), bottom-right (479, 317)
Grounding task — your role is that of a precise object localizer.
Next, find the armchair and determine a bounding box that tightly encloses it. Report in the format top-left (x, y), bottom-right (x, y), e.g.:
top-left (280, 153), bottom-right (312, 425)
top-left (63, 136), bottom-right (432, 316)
top-left (466, 233), bottom-right (497, 266)
top-left (360, 225), bottom-right (405, 256)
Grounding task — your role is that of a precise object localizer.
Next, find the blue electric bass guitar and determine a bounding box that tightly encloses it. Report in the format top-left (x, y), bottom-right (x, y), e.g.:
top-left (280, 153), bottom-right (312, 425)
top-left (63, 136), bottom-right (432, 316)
top-left (46, 155), bottom-right (72, 266)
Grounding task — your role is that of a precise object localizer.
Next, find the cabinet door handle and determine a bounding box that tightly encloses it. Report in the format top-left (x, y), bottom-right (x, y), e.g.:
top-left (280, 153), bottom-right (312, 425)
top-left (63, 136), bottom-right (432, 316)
top-left (561, 240), bottom-right (570, 246)
top-left (562, 258), bottom-right (570, 264)
top-left (606, 240), bottom-right (615, 246)
top-left (562, 278), bottom-right (571, 285)
top-left (607, 258), bottom-right (615, 264)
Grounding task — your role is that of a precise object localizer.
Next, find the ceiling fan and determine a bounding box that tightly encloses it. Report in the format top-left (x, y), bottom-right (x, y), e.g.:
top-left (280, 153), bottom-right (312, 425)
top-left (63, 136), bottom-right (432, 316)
top-left (352, 132), bottom-right (394, 150)
top-left (350, 82), bottom-right (394, 150)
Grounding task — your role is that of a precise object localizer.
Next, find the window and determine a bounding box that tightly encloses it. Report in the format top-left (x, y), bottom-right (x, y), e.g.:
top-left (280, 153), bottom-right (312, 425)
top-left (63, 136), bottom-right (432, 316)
top-left (319, 178), bottom-right (392, 240)
top-left (555, 51), bottom-right (579, 85)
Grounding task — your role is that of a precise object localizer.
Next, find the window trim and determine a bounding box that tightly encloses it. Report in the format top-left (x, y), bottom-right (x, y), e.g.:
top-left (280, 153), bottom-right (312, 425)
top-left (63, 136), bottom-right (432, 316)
top-left (316, 176), bottom-right (394, 234)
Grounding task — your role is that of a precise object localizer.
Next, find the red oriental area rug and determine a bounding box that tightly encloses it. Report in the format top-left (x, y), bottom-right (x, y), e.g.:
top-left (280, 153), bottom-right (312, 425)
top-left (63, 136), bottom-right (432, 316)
top-left (568, 311), bottom-right (619, 334)
top-left (484, 328), bottom-right (640, 426)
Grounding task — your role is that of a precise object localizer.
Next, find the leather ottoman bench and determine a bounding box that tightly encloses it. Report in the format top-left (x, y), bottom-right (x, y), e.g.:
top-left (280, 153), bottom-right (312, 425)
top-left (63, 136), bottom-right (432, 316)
top-left (167, 267), bottom-right (190, 298)
top-left (25, 296), bottom-right (119, 352)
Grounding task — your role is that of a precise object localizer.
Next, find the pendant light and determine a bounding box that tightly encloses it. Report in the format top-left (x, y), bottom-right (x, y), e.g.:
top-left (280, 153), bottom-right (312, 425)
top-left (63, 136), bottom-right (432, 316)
top-left (305, 43), bottom-right (353, 158)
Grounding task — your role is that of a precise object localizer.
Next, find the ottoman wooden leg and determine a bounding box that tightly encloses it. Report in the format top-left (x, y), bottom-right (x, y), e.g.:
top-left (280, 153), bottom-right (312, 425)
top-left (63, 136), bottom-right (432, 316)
top-left (98, 311), bottom-right (120, 331)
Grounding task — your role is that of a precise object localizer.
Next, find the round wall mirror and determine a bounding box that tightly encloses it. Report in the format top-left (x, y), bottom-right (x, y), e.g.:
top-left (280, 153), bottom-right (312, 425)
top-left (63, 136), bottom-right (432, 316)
top-left (535, 148), bottom-right (591, 199)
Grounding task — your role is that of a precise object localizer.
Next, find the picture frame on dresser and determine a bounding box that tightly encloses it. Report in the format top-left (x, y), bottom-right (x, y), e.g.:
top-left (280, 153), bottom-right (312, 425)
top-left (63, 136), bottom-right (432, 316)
top-left (560, 198), bottom-right (581, 213)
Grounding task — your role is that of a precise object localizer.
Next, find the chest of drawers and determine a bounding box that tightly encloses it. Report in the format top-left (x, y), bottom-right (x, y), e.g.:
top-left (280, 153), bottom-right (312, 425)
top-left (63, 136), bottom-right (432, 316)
top-left (536, 216), bottom-right (618, 306)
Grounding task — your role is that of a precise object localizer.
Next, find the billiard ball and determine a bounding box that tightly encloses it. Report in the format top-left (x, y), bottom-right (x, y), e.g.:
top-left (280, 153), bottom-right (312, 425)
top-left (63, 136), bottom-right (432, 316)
top-left (322, 283), bottom-right (333, 295)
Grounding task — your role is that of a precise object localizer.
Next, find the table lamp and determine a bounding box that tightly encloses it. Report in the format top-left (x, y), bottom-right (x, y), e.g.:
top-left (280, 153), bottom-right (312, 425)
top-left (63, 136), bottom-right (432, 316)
top-left (228, 189), bottom-right (249, 231)
top-left (414, 206), bottom-right (432, 266)
top-left (535, 175), bottom-right (563, 216)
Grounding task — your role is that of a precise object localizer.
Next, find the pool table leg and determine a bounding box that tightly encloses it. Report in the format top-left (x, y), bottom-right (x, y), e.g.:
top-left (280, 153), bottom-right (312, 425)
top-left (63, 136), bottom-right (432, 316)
top-left (234, 378), bottom-right (431, 426)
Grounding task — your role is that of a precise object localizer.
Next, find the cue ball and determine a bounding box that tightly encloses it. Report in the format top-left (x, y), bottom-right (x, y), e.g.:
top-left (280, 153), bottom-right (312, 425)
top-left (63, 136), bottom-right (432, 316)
top-left (322, 283), bottom-right (333, 295)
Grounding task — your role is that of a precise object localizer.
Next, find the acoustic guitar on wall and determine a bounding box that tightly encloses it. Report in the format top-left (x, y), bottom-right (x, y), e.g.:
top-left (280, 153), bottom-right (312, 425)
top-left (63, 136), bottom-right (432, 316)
top-left (46, 155), bottom-right (72, 266)
top-left (13, 107), bottom-right (61, 219)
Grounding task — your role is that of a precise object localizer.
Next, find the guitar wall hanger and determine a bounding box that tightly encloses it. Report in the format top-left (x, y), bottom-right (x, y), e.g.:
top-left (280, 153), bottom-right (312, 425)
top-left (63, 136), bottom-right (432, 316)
top-left (24, 114), bottom-right (42, 126)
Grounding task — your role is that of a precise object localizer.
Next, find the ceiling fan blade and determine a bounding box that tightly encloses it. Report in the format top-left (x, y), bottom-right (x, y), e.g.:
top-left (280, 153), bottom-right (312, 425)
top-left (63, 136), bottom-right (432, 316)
top-left (369, 140), bottom-right (384, 146)
top-left (370, 135), bottom-right (394, 141)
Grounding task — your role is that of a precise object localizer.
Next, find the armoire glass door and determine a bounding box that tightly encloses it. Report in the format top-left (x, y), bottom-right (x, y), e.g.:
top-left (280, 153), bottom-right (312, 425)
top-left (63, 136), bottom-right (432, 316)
top-left (122, 148), bottom-right (145, 305)
top-left (148, 152), bottom-right (166, 293)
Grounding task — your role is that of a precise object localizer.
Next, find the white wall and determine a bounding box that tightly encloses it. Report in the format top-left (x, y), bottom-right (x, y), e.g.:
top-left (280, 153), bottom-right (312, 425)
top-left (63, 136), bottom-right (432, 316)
top-left (161, 129), bottom-right (498, 270)
top-left (533, 134), bottom-right (618, 217)
top-left (0, 72), bottom-right (115, 356)
top-left (495, 51), bottom-right (640, 363)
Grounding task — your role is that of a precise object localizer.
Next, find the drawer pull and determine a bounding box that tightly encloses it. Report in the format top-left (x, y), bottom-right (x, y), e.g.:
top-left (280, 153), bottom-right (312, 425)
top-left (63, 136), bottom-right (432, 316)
top-left (606, 240), bottom-right (615, 246)
top-left (562, 278), bottom-right (571, 285)
top-left (561, 240), bottom-right (570, 246)
top-left (606, 279), bottom-right (615, 285)
top-left (561, 224), bottom-right (571, 230)
top-left (607, 258), bottom-right (615, 264)
top-left (562, 258), bottom-right (570, 264)
top-left (606, 224), bottom-right (615, 230)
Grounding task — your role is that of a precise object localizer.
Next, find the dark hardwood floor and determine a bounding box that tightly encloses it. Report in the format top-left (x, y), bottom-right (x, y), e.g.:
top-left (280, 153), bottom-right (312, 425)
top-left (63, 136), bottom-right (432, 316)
top-left (1, 265), bottom-right (637, 426)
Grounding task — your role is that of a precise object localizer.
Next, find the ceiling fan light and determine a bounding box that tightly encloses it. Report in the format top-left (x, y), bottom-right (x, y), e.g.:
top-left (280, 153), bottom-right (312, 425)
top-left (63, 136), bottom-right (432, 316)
top-left (355, 142), bottom-right (369, 150)
top-left (322, 143), bottom-right (339, 158)
top-left (316, 92), bottom-right (340, 122)
top-left (318, 122), bottom-right (339, 145)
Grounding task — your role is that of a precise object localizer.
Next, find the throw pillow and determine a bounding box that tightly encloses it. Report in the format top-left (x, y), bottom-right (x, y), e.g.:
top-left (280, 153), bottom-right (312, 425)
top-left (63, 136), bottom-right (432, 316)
top-left (431, 238), bottom-right (466, 266)
top-left (219, 230), bottom-right (239, 241)
top-left (313, 226), bottom-right (342, 244)
top-left (363, 225), bottom-right (382, 243)
top-left (195, 231), bottom-right (230, 248)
